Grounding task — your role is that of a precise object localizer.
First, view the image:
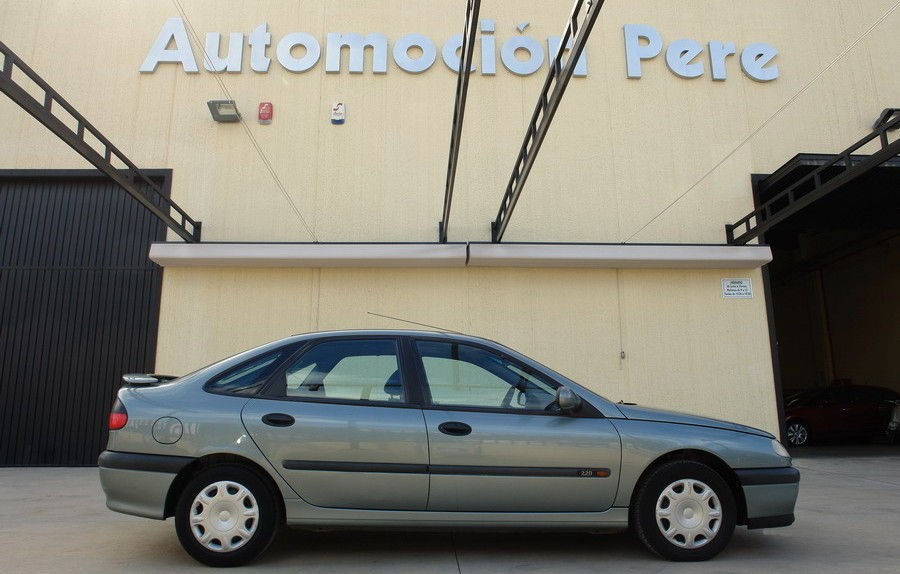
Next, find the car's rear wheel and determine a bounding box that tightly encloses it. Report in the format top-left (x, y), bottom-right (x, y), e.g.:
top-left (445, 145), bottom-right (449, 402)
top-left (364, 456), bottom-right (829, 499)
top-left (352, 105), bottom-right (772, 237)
top-left (175, 464), bottom-right (281, 567)
top-left (631, 460), bottom-right (736, 561)
top-left (786, 421), bottom-right (810, 447)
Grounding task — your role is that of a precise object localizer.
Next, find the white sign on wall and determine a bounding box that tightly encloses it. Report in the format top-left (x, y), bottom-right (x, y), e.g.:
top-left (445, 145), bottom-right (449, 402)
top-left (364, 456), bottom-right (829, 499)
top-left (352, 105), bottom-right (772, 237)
top-left (722, 278), bottom-right (753, 299)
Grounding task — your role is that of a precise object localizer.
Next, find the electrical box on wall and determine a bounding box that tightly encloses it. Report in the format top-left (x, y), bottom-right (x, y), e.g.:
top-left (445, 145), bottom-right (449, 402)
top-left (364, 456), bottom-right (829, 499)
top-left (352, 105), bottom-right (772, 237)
top-left (331, 102), bottom-right (345, 124)
top-left (258, 102), bottom-right (273, 124)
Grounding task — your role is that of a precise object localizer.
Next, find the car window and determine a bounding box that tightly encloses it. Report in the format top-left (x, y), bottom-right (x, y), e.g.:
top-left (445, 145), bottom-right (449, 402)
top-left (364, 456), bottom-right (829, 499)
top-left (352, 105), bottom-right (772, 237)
top-left (282, 339), bottom-right (404, 403)
top-left (206, 346), bottom-right (295, 395)
top-left (416, 340), bottom-right (557, 411)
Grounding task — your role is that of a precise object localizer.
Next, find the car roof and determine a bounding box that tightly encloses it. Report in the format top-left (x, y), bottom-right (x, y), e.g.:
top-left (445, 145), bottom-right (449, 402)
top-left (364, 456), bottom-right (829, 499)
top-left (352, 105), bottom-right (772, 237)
top-left (288, 329), bottom-right (499, 344)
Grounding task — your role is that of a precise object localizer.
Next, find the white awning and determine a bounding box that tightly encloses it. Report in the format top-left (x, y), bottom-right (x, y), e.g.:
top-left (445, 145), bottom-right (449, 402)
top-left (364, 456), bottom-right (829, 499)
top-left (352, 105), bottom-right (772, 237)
top-left (149, 242), bottom-right (772, 269)
top-left (148, 243), bottom-right (468, 267)
top-left (467, 243), bottom-right (772, 269)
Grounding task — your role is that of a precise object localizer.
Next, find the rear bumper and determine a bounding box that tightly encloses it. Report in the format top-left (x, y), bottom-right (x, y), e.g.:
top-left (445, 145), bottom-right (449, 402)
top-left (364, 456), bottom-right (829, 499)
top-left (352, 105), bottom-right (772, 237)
top-left (735, 467), bottom-right (800, 530)
top-left (98, 450), bottom-right (195, 519)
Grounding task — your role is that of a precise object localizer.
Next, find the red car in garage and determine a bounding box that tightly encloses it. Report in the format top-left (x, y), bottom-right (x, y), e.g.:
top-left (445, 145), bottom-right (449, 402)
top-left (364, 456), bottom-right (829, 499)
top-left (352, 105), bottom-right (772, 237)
top-left (784, 385), bottom-right (900, 446)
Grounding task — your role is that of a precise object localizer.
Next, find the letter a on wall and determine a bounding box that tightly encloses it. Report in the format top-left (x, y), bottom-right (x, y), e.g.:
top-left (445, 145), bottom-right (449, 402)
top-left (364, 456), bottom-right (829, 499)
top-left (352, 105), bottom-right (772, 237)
top-left (140, 18), bottom-right (199, 73)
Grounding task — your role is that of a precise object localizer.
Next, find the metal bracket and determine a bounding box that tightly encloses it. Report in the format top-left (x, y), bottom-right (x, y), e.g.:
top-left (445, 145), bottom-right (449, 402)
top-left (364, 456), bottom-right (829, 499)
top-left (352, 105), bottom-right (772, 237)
top-left (0, 41), bottom-right (201, 242)
top-left (874, 108), bottom-right (900, 131)
top-left (490, 0), bottom-right (606, 243)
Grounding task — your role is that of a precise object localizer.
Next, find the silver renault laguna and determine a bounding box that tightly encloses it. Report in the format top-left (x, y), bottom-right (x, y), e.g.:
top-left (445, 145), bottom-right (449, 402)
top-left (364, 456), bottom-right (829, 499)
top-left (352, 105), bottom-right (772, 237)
top-left (99, 330), bottom-right (798, 566)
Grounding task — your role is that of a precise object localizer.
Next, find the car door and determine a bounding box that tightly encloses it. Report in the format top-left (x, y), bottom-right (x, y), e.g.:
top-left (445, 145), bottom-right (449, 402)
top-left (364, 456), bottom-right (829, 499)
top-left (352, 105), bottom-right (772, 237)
top-left (241, 337), bottom-right (429, 510)
top-left (412, 338), bottom-right (621, 512)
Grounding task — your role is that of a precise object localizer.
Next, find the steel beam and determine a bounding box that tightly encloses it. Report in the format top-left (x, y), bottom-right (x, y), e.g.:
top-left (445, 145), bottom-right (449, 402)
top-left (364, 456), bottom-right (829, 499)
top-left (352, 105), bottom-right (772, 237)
top-left (0, 42), bottom-right (201, 242)
top-left (490, 0), bottom-right (606, 243)
top-left (439, 0), bottom-right (481, 243)
top-left (726, 111), bottom-right (900, 246)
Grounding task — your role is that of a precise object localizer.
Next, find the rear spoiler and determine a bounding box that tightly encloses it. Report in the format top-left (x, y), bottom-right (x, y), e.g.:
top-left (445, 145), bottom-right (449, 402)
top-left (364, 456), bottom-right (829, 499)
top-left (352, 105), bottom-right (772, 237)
top-left (122, 373), bottom-right (179, 387)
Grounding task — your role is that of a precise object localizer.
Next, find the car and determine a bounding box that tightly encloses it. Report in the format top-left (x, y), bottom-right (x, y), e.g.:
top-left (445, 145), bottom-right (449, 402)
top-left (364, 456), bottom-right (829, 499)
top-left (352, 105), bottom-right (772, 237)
top-left (98, 330), bottom-right (798, 566)
top-left (784, 385), bottom-right (900, 447)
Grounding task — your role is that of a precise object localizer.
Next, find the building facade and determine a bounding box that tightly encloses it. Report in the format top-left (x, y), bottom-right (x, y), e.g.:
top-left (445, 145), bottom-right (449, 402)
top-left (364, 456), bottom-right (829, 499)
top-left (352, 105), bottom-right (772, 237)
top-left (3, 1), bottom-right (899, 463)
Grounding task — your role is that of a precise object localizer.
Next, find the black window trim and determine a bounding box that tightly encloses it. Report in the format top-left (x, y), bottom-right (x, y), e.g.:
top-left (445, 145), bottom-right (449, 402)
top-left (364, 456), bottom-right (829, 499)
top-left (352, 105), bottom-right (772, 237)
top-left (256, 334), bottom-right (425, 408)
top-left (407, 335), bottom-right (603, 419)
top-left (203, 341), bottom-right (303, 397)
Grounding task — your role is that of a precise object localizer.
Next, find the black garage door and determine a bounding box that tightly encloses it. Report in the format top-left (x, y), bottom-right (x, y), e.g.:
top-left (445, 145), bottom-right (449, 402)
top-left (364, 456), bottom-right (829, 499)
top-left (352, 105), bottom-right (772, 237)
top-left (0, 170), bottom-right (168, 466)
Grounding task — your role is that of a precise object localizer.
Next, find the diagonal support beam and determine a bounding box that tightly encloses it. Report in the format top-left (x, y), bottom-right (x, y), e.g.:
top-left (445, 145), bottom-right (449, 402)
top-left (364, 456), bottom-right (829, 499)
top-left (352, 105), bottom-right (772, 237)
top-left (726, 110), bottom-right (900, 246)
top-left (0, 41), bottom-right (201, 242)
top-left (439, 0), bottom-right (481, 243)
top-left (490, 0), bottom-right (605, 243)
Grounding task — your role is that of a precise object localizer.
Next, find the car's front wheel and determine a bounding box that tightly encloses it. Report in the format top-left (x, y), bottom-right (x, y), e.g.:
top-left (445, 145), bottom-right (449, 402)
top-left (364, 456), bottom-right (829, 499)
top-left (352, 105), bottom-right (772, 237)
top-left (175, 464), bottom-right (281, 567)
top-left (631, 460), bottom-right (736, 561)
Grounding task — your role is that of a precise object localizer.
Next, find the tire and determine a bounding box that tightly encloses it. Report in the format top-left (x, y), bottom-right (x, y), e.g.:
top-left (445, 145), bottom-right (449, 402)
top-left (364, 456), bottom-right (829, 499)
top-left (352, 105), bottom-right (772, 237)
top-left (630, 460), bottom-right (736, 561)
top-left (175, 464), bottom-right (281, 567)
top-left (786, 421), bottom-right (810, 447)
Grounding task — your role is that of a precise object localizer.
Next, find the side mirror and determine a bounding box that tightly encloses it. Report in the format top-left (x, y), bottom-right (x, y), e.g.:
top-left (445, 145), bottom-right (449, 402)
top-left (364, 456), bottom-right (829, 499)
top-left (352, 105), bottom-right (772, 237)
top-left (556, 386), bottom-right (583, 413)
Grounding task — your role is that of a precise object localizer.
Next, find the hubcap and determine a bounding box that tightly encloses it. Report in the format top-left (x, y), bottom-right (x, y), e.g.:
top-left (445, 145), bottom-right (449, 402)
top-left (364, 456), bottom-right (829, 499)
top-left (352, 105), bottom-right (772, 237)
top-left (787, 423), bottom-right (808, 446)
top-left (189, 480), bottom-right (259, 553)
top-left (655, 479), bottom-right (722, 549)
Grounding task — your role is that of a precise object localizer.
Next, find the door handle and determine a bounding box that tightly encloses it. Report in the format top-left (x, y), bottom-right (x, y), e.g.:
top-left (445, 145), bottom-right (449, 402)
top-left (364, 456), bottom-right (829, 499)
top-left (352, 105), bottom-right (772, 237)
top-left (438, 421), bottom-right (472, 436)
top-left (262, 413), bottom-right (295, 427)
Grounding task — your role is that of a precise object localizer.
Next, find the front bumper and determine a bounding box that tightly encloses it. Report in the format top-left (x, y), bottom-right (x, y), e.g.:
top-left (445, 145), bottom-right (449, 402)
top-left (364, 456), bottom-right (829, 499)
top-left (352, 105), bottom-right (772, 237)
top-left (98, 450), bottom-right (195, 519)
top-left (735, 467), bottom-right (800, 529)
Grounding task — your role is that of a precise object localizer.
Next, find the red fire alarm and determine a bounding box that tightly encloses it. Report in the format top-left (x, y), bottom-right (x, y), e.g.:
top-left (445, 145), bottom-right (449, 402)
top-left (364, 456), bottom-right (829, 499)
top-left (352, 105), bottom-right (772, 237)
top-left (258, 102), bottom-right (273, 124)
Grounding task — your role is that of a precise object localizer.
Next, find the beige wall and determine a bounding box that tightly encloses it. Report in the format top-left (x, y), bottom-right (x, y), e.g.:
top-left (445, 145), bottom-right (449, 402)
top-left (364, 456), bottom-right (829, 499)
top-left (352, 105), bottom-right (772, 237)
top-left (1, 1), bottom-right (897, 244)
top-left (156, 266), bottom-right (779, 433)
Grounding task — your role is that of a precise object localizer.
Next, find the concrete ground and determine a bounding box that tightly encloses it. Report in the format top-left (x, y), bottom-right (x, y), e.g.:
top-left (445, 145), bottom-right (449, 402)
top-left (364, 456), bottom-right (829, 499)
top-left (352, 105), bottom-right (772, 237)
top-left (2, 445), bottom-right (898, 573)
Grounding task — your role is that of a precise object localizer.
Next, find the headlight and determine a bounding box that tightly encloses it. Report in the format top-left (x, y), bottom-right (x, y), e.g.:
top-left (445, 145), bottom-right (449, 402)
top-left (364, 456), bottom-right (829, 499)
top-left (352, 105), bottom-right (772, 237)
top-left (772, 439), bottom-right (790, 458)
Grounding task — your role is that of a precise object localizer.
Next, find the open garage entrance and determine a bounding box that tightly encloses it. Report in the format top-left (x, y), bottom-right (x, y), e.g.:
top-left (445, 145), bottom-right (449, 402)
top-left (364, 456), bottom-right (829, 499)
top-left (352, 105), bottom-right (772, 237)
top-left (756, 154), bottom-right (900, 446)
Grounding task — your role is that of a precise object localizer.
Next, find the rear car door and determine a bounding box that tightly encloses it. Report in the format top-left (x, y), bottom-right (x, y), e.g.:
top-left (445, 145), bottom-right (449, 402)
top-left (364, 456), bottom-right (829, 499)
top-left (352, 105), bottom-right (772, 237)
top-left (241, 337), bottom-right (429, 510)
top-left (412, 338), bottom-right (621, 512)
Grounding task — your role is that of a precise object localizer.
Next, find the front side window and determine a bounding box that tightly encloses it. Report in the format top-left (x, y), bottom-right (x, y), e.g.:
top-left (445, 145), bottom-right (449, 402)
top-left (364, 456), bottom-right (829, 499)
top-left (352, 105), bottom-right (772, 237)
top-left (282, 339), bottom-right (404, 403)
top-left (416, 340), bottom-right (557, 411)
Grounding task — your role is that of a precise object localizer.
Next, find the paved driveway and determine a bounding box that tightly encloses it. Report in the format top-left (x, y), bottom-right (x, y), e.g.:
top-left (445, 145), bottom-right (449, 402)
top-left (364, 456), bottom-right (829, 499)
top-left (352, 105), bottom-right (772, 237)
top-left (2, 446), bottom-right (898, 573)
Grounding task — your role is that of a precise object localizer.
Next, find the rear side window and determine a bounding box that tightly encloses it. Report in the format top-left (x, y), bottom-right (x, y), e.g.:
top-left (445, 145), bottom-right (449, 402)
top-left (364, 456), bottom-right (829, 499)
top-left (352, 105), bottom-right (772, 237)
top-left (206, 346), bottom-right (295, 395)
top-left (281, 339), bottom-right (404, 403)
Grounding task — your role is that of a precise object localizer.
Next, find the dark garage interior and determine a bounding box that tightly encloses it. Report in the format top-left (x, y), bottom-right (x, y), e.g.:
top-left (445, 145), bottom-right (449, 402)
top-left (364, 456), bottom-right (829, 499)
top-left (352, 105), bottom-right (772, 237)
top-left (759, 155), bottom-right (900, 444)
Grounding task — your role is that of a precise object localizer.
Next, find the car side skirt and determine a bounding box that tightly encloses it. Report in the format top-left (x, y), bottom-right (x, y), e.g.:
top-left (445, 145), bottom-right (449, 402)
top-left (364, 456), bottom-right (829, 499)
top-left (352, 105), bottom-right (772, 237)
top-left (282, 499), bottom-right (630, 529)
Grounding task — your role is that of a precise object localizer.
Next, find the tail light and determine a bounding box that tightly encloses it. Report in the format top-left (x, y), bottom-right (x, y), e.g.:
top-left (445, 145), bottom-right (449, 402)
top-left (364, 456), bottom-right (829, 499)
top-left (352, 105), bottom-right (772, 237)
top-left (109, 398), bottom-right (128, 430)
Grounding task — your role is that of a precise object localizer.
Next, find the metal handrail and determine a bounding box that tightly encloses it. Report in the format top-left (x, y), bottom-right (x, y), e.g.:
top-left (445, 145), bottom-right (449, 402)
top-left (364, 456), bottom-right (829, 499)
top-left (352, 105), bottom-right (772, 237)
top-left (439, 0), bottom-right (481, 243)
top-left (0, 41), bottom-right (201, 242)
top-left (491, 0), bottom-right (605, 243)
top-left (726, 111), bottom-right (900, 245)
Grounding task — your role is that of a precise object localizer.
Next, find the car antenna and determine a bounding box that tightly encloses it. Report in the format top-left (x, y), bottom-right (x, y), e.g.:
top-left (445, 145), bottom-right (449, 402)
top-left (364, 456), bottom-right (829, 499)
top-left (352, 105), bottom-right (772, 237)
top-left (366, 312), bottom-right (462, 334)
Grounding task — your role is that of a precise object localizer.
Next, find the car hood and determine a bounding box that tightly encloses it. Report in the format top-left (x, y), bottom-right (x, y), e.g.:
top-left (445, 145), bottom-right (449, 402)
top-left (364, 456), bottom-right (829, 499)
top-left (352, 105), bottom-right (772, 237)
top-left (615, 404), bottom-right (774, 438)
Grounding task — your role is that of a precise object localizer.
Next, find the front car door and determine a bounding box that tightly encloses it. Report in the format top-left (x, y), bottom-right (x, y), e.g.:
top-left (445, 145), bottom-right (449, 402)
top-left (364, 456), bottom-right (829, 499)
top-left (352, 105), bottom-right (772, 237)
top-left (412, 338), bottom-right (621, 512)
top-left (241, 337), bottom-right (429, 510)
